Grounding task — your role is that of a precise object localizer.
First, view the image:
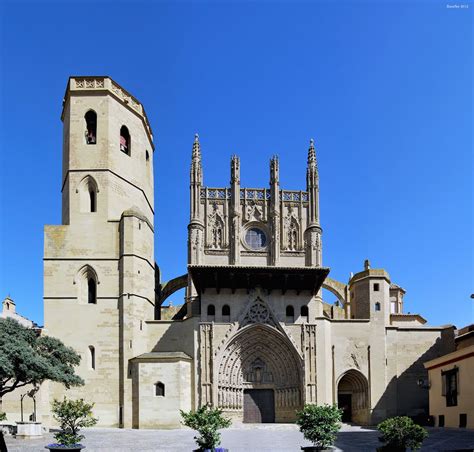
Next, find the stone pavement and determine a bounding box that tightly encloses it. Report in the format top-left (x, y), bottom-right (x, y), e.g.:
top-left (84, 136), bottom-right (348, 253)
top-left (4, 423), bottom-right (474, 452)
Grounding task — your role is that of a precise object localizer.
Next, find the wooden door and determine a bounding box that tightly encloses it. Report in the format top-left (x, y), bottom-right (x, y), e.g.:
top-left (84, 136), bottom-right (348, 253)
top-left (243, 389), bottom-right (275, 423)
top-left (338, 393), bottom-right (352, 422)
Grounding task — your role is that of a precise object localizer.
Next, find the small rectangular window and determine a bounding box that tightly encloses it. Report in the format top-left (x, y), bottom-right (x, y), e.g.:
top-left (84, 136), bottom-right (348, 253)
top-left (374, 283), bottom-right (380, 291)
top-left (459, 413), bottom-right (467, 428)
top-left (438, 415), bottom-right (445, 427)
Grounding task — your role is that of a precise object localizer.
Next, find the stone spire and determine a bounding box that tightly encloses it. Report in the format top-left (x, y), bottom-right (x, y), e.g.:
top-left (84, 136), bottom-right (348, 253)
top-left (270, 155), bottom-right (280, 185)
top-left (307, 138), bottom-right (317, 170)
top-left (270, 155), bottom-right (280, 266)
top-left (305, 138), bottom-right (322, 267)
top-left (192, 133), bottom-right (201, 162)
top-left (190, 133), bottom-right (203, 222)
top-left (230, 155), bottom-right (241, 265)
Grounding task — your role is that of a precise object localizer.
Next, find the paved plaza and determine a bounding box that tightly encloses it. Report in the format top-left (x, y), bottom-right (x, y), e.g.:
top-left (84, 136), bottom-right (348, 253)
top-left (4, 424), bottom-right (474, 452)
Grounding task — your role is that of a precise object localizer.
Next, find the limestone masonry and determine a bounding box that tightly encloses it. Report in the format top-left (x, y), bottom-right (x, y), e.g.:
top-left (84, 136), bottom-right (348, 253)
top-left (3, 76), bottom-right (456, 428)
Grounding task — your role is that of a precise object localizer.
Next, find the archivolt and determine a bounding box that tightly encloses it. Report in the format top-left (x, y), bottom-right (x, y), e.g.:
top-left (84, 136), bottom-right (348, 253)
top-left (217, 324), bottom-right (302, 388)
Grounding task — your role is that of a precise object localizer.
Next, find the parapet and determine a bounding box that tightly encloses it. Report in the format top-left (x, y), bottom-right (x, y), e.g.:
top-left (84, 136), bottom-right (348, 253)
top-left (62, 76), bottom-right (154, 149)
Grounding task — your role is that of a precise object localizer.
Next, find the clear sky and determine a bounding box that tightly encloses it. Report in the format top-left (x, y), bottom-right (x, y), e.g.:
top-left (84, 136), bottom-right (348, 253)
top-left (0, 0), bottom-right (472, 327)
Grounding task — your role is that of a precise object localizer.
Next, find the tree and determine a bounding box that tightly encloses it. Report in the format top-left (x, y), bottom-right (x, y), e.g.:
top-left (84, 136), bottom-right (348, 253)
top-left (0, 317), bottom-right (84, 402)
top-left (49, 397), bottom-right (98, 447)
top-left (181, 405), bottom-right (231, 451)
top-left (296, 404), bottom-right (343, 450)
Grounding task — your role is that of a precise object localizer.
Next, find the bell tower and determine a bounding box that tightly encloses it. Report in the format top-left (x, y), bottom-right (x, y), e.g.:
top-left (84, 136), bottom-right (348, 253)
top-left (44, 76), bottom-right (156, 428)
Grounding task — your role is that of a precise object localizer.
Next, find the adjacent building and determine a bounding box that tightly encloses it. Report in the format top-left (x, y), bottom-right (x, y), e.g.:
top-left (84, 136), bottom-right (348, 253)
top-left (424, 324), bottom-right (474, 428)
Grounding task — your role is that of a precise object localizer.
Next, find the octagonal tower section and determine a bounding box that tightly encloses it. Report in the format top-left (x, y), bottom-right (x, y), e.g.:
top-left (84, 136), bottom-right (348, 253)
top-left (44, 76), bottom-right (155, 428)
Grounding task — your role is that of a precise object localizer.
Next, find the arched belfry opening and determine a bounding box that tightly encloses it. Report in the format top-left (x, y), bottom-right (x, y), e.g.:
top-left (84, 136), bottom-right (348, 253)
top-left (216, 324), bottom-right (303, 423)
top-left (337, 369), bottom-right (369, 424)
top-left (84, 110), bottom-right (97, 144)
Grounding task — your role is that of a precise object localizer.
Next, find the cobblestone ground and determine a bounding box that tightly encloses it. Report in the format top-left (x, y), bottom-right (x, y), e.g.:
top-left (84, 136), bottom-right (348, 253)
top-left (4, 423), bottom-right (474, 452)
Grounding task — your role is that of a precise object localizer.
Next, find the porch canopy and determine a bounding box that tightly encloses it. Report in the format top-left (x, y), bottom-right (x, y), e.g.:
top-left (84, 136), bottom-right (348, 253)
top-left (188, 264), bottom-right (330, 295)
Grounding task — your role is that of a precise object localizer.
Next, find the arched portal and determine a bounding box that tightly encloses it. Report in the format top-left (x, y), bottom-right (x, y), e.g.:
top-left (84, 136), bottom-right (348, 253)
top-left (217, 324), bottom-right (303, 423)
top-left (337, 369), bottom-right (369, 424)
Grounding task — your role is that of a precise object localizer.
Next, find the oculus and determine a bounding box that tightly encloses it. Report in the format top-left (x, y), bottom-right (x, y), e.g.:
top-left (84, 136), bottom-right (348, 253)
top-left (245, 227), bottom-right (267, 250)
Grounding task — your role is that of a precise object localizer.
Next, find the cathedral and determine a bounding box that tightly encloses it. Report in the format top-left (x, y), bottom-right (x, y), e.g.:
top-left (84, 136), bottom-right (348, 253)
top-left (31, 76), bottom-right (455, 428)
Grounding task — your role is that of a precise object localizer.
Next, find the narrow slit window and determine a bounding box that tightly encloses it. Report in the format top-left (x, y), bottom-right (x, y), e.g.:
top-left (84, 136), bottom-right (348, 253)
top-left (88, 277), bottom-right (97, 304)
top-left (89, 188), bottom-right (96, 212)
top-left (375, 302), bottom-right (381, 311)
top-left (89, 345), bottom-right (96, 370)
top-left (85, 110), bottom-right (97, 144)
top-left (120, 126), bottom-right (130, 155)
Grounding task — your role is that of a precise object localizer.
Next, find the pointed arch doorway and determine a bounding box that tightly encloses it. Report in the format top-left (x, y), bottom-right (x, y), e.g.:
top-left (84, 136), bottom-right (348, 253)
top-left (337, 370), bottom-right (369, 424)
top-left (217, 324), bottom-right (303, 423)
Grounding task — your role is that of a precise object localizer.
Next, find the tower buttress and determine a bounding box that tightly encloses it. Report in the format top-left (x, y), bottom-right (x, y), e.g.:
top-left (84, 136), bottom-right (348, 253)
top-left (305, 139), bottom-right (322, 267)
top-left (270, 156), bottom-right (280, 266)
top-left (230, 155), bottom-right (241, 265)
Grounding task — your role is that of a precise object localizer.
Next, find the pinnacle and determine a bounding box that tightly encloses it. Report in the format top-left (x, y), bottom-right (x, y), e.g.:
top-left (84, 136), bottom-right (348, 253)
top-left (192, 133), bottom-right (201, 160)
top-left (307, 138), bottom-right (317, 169)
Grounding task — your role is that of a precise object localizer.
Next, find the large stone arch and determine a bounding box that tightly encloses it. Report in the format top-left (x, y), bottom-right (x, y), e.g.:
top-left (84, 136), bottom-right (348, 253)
top-left (323, 277), bottom-right (347, 305)
top-left (337, 369), bottom-right (369, 425)
top-left (216, 323), bottom-right (303, 422)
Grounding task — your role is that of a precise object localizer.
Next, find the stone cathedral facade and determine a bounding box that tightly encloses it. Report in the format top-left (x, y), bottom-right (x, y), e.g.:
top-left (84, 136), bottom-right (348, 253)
top-left (32, 76), bottom-right (456, 429)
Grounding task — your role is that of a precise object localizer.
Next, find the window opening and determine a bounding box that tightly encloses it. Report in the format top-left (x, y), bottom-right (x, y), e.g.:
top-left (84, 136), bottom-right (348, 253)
top-left (120, 126), bottom-right (130, 155)
top-left (85, 110), bottom-right (97, 144)
top-left (155, 382), bottom-right (165, 397)
top-left (286, 305), bottom-right (294, 323)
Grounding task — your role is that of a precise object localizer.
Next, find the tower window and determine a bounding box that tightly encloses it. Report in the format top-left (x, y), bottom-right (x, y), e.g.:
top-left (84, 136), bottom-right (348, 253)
top-left (120, 126), bottom-right (131, 155)
top-left (146, 150), bottom-right (150, 162)
top-left (78, 176), bottom-right (99, 213)
top-left (85, 110), bottom-right (97, 144)
top-left (301, 305), bottom-right (309, 322)
top-left (222, 304), bottom-right (230, 322)
top-left (374, 283), bottom-right (380, 292)
top-left (89, 345), bottom-right (96, 370)
top-left (207, 304), bottom-right (215, 321)
top-left (88, 277), bottom-right (97, 304)
top-left (375, 302), bottom-right (381, 311)
top-left (286, 305), bottom-right (295, 323)
top-left (89, 188), bottom-right (96, 212)
top-left (155, 382), bottom-right (165, 397)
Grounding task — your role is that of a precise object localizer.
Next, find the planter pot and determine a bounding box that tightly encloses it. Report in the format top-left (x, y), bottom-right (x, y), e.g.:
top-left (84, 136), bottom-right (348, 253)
top-left (301, 447), bottom-right (334, 452)
top-left (45, 445), bottom-right (85, 452)
top-left (193, 449), bottom-right (229, 452)
top-left (376, 447), bottom-right (406, 452)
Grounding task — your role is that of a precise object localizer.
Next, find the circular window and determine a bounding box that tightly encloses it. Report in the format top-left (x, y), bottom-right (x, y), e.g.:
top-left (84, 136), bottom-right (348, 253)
top-left (245, 227), bottom-right (267, 250)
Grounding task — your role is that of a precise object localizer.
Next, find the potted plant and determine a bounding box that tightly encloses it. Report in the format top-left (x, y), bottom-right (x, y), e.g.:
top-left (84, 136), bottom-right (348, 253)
top-left (376, 416), bottom-right (428, 452)
top-left (45, 397), bottom-right (98, 451)
top-left (296, 404), bottom-right (342, 451)
top-left (180, 404), bottom-right (231, 452)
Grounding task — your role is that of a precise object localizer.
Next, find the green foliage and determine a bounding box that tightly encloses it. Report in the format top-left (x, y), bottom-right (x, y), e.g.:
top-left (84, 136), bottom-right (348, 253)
top-left (0, 318), bottom-right (84, 398)
top-left (180, 405), bottom-right (231, 450)
top-left (51, 397), bottom-right (98, 446)
top-left (296, 404), bottom-right (342, 448)
top-left (377, 416), bottom-right (428, 451)
top-left (0, 411), bottom-right (6, 421)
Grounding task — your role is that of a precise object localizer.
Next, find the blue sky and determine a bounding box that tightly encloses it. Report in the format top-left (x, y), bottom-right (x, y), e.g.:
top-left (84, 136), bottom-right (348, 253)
top-left (0, 1), bottom-right (472, 327)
